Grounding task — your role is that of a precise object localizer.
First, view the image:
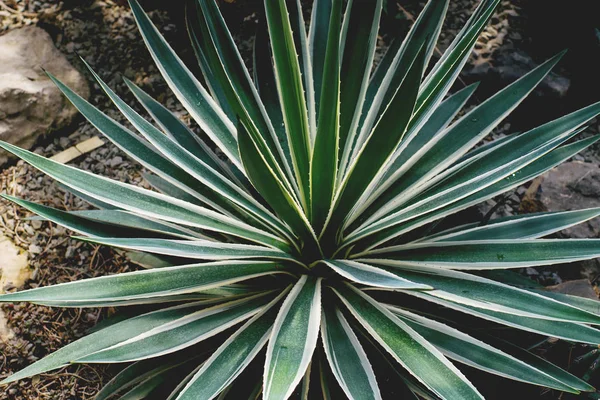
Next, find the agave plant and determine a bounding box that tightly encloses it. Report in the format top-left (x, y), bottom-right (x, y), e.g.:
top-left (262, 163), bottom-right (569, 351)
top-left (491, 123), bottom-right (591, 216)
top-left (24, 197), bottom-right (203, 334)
top-left (3, 0), bottom-right (600, 398)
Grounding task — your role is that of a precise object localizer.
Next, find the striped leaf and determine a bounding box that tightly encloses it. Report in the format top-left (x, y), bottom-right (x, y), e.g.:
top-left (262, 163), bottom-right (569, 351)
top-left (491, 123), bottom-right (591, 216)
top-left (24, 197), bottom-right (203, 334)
top-left (0, 261), bottom-right (287, 306)
top-left (310, 0), bottom-right (342, 231)
top-left (264, 275), bottom-right (322, 400)
top-left (323, 260), bottom-right (431, 290)
top-left (362, 239), bottom-right (600, 270)
top-left (77, 294), bottom-right (271, 363)
top-left (264, 0), bottom-right (312, 212)
top-left (76, 237), bottom-right (300, 264)
top-left (0, 141), bottom-right (290, 251)
top-left (128, 0), bottom-right (240, 167)
top-left (176, 290), bottom-right (288, 400)
top-left (333, 284), bottom-right (483, 399)
top-left (390, 307), bottom-right (588, 393)
top-left (321, 305), bottom-right (382, 399)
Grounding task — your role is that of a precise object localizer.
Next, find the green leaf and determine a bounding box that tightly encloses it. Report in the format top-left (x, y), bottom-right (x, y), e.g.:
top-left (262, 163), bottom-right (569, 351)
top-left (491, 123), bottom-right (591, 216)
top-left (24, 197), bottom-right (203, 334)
top-left (333, 284), bottom-right (483, 399)
top-left (406, 291), bottom-right (600, 344)
top-left (0, 141), bottom-right (290, 251)
top-left (264, 0), bottom-right (312, 212)
top-left (371, 264), bottom-right (600, 324)
top-left (347, 0), bottom-right (448, 176)
top-left (77, 294), bottom-right (271, 363)
top-left (124, 77), bottom-right (244, 186)
top-left (75, 237), bottom-right (301, 264)
top-left (390, 307), bottom-right (584, 393)
top-left (128, 0), bottom-right (240, 167)
top-left (321, 305), bottom-right (382, 399)
top-left (0, 261), bottom-right (287, 306)
top-left (287, 0), bottom-right (316, 142)
top-left (1, 195), bottom-right (181, 239)
top-left (349, 125), bottom-right (578, 243)
top-left (336, 0), bottom-right (384, 179)
top-left (308, 0), bottom-right (332, 119)
top-left (424, 208), bottom-right (600, 242)
top-left (363, 239), bottom-right (600, 271)
top-left (350, 136), bottom-right (600, 251)
top-left (47, 71), bottom-right (238, 217)
top-left (237, 122), bottom-right (320, 256)
top-left (264, 275), bottom-right (322, 400)
top-left (324, 43), bottom-right (426, 242)
top-left (176, 290), bottom-right (288, 400)
top-left (192, 0), bottom-right (297, 195)
top-left (310, 0), bottom-right (342, 231)
top-left (96, 352), bottom-right (204, 400)
top-left (0, 300), bottom-right (215, 383)
top-left (85, 62), bottom-right (294, 242)
top-left (253, 23), bottom-right (291, 174)
top-left (362, 52), bottom-right (565, 224)
top-left (323, 260), bottom-right (431, 290)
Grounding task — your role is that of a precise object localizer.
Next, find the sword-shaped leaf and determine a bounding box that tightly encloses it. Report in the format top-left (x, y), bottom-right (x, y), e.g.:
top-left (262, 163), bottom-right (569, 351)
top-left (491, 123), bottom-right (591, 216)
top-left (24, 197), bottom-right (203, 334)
top-left (333, 284), bottom-right (483, 400)
top-left (321, 305), bottom-right (382, 400)
top-left (264, 0), bottom-right (312, 212)
top-left (390, 307), bottom-right (590, 393)
top-left (176, 290), bottom-right (288, 399)
top-left (264, 276), bottom-right (322, 400)
top-left (310, 0), bottom-right (342, 231)
top-left (78, 293), bottom-right (272, 363)
top-left (323, 260), bottom-right (431, 290)
top-left (0, 141), bottom-right (289, 251)
top-left (0, 261), bottom-right (287, 306)
top-left (128, 0), bottom-right (240, 167)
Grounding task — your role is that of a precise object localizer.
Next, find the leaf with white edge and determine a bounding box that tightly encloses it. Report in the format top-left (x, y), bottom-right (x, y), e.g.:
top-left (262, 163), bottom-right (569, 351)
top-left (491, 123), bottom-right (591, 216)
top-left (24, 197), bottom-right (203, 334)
top-left (128, 0), bottom-right (240, 167)
top-left (369, 83), bottom-right (479, 203)
top-left (264, 0), bottom-right (312, 212)
top-left (404, 291), bottom-right (600, 344)
top-left (72, 209), bottom-right (206, 239)
top-left (337, 0), bottom-right (384, 179)
top-left (0, 261), bottom-right (287, 306)
top-left (47, 71), bottom-right (240, 218)
top-left (347, 0), bottom-right (448, 179)
top-left (75, 237), bottom-right (301, 264)
top-left (332, 284), bottom-right (483, 400)
top-left (350, 136), bottom-right (600, 251)
top-left (264, 275), bottom-right (322, 400)
top-left (389, 307), bottom-right (585, 393)
top-left (77, 293), bottom-right (272, 363)
top-left (323, 260), bottom-right (431, 290)
top-left (96, 352), bottom-right (205, 400)
top-left (423, 208), bottom-right (600, 242)
top-left (367, 265), bottom-right (600, 324)
top-left (176, 289), bottom-right (289, 400)
top-left (85, 62), bottom-right (293, 242)
top-left (310, 0), bottom-right (342, 231)
top-left (124, 77), bottom-right (242, 185)
top-left (0, 300), bottom-right (220, 384)
top-left (0, 141), bottom-right (290, 251)
top-left (308, 0), bottom-right (332, 119)
top-left (321, 305), bottom-right (383, 400)
top-left (362, 239), bottom-right (600, 270)
top-left (238, 122), bottom-right (320, 256)
top-left (362, 52), bottom-right (565, 224)
top-left (193, 0), bottom-right (296, 194)
top-left (323, 43), bottom-right (426, 242)
top-left (347, 123), bottom-right (578, 246)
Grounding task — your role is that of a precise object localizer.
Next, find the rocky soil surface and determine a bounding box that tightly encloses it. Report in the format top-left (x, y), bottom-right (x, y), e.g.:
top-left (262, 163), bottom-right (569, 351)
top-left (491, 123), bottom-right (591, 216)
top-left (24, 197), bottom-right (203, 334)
top-left (1, 0), bottom-right (600, 399)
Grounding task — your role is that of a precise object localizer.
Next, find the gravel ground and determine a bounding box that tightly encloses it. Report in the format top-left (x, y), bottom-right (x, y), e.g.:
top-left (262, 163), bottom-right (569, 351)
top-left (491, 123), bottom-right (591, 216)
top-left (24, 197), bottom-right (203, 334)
top-left (0, 0), bottom-right (598, 398)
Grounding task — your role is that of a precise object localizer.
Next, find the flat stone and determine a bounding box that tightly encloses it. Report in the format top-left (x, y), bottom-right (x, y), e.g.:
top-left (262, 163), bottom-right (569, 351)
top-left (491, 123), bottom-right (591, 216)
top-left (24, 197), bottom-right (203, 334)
top-left (0, 26), bottom-right (89, 165)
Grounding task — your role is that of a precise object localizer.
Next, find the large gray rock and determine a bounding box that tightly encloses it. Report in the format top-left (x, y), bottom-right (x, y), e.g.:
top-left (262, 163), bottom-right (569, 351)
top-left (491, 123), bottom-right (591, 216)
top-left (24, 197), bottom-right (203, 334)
top-left (0, 26), bottom-right (89, 165)
top-left (539, 161), bottom-right (600, 238)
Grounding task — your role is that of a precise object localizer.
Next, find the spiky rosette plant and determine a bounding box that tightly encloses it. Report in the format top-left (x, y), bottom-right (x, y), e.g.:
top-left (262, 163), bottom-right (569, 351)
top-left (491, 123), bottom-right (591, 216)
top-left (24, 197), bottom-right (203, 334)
top-left (3, 0), bottom-right (600, 398)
